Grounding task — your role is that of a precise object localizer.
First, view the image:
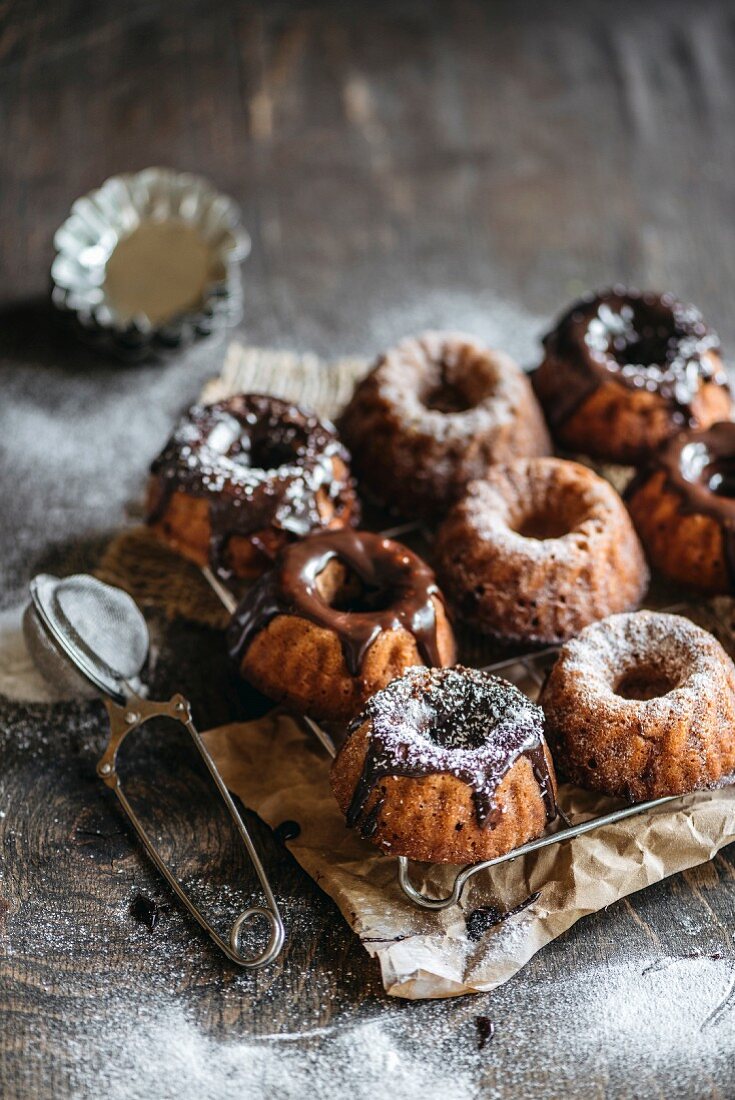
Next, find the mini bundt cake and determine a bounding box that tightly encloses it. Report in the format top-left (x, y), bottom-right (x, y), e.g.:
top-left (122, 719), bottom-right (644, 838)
top-left (626, 422), bottom-right (735, 593)
top-left (227, 529), bottom-right (456, 723)
top-left (434, 457), bottom-right (649, 644)
top-left (540, 611), bottom-right (735, 801)
top-left (340, 331), bottom-right (551, 519)
top-left (330, 666), bottom-right (557, 863)
top-left (532, 288), bottom-right (731, 465)
top-left (147, 394), bottom-right (359, 579)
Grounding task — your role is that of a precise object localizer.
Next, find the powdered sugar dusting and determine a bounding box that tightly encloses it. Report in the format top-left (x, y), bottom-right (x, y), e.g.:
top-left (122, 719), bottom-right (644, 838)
top-left (458, 460), bottom-right (621, 564)
top-left (556, 611), bottom-right (724, 703)
top-left (359, 287), bottom-right (545, 368)
top-left (372, 332), bottom-right (531, 444)
top-left (360, 666), bottom-right (543, 757)
top-left (540, 610), bottom-right (735, 798)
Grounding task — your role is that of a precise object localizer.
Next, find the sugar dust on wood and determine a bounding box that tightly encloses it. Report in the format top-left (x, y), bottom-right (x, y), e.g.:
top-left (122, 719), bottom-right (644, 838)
top-left (130, 893), bottom-right (171, 931)
top-left (641, 951), bottom-right (726, 976)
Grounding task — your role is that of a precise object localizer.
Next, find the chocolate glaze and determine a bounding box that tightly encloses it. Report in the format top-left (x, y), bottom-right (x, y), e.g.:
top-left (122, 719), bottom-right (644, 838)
top-left (147, 394), bottom-right (356, 577)
top-left (627, 421), bottom-right (735, 587)
top-left (536, 288), bottom-right (726, 430)
top-left (343, 666), bottom-right (557, 836)
top-left (227, 529), bottom-right (447, 676)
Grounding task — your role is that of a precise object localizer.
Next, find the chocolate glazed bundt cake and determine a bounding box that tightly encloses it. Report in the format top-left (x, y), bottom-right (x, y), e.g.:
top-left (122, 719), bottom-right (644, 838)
top-left (340, 331), bottom-right (551, 519)
top-left (533, 288), bottom-right (731, 465)
top-left (147, 394), bottom-right (359, 579)
top-left (227, 529), bottom-right (456, 723)
top-left (540, 612), bottom-right (735, 802)
top-left (435, 457), bottom-right (649, 644)
top-left (330, 666), bottom-right (558, 864)
top-left (626, 422), bottom-right (735, 594)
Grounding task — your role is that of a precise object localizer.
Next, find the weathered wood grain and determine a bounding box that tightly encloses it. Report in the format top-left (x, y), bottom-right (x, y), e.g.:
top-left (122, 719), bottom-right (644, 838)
top-left (2, 1), bottom-right (735, 1096)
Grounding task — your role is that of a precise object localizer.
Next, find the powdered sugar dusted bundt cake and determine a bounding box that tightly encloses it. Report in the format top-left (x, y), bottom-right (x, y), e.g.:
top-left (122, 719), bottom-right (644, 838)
top-left (540, 611), bottom-right (735, 801)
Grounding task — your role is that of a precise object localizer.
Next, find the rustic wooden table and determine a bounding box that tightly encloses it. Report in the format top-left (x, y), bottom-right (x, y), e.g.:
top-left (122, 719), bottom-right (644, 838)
top-left (2, 1), bottom-right (735, 1096)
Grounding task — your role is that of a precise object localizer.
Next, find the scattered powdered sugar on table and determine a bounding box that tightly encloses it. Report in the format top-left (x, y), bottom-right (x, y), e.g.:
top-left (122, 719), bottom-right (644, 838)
top-left (56, 1000), bottom-right (478, 1100)
top-left (547, 952), bottom-right (735, 1080)
top-left (12, 882), bottom-right (484, 1099)
top-left (359, 288), bottom-right (547, 371)
top-left (25, 917), bottom-right (735, 1100)
top-left (0, 335), bottom-right (220, 610)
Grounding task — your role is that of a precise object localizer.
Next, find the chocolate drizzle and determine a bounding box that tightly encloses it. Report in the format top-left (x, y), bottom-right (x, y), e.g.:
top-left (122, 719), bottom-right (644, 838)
top-left (147, 394), bottom-right (356, 576)
top-left (343, 666), bottom-right (557, 835)
top-left (627, 421), bottom-right (735, 587)
top-left (227, 529), bottom-right (447, 675)
top-left (536, 288), bottom-right (726, 430)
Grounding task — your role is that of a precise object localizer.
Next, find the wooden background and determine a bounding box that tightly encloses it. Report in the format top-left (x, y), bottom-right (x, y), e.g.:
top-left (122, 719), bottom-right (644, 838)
top-left (2, 1), bottom-right (735, 1096)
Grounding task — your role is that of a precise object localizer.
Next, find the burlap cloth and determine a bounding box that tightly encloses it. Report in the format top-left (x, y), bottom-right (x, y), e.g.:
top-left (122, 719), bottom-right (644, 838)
top-left (96, 342), bottom-right (735, 1000)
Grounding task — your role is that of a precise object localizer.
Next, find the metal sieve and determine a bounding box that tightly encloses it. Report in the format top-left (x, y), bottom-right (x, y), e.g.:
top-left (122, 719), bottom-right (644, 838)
top-left (24, 572), bottom-right (285, 967)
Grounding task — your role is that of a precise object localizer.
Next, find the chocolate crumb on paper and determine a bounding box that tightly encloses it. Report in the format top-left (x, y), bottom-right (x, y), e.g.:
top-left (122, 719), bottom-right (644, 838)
top-left (274, 820), bottom-right (302, 844)
top-left (465, 891), bottom-right (541, 942)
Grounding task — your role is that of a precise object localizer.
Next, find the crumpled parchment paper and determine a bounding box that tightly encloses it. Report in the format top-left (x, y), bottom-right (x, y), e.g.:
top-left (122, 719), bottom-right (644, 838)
top-left (203, 711), bottom-right (735, 1000)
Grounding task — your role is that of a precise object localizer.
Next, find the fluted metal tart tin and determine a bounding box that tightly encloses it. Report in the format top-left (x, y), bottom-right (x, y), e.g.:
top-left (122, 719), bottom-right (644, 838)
top-left (51, 167), bottom-right (250, 361)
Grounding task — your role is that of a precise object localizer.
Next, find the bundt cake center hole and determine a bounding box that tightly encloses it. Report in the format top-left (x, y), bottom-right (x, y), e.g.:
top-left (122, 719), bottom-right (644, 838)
top-left (423, 378), bottom-right (474, 414)
top-left (706, 459), bottom-right (735, 499)
top-left (315, 560), bottom-right (395, 614)
top-left (614, 665), bottom-right (679, 701)
top-left (594, 302), bottom-right (676, 370)
top-left (204, 416), bottom-right (301, 470)
top-left (514, 510), bottom-right (574, 540)
top-left (418, 713), bottom-right (488, 751)
top-left (422, 357), bottom-right (491, 414)
top-left (609, 330), bottom-right (672, 371)
top-left (247, 435), bottom-right (300, 471)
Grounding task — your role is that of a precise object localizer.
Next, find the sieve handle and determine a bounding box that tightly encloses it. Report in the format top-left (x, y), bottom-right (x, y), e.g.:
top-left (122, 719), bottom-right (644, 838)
top-left (97, 692), bottom-right (285, 968)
